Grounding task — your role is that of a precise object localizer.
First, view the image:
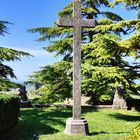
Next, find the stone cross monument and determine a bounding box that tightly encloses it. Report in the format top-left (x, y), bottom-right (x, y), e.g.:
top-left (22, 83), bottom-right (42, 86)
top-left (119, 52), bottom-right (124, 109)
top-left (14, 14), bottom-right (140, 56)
top-left (57, 0), bottom-right (95, 135)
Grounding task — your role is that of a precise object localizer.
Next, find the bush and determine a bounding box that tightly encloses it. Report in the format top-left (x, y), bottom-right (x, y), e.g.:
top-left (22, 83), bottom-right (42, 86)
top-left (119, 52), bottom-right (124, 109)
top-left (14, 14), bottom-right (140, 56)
top-left (87, 94), bottom-right (113, 105)
top-left (127, 125), bottom-right (140, 140)
top-left (32, 96), bottom-right (50, 105)
top-left (0, 94), bottom-right (20, 135)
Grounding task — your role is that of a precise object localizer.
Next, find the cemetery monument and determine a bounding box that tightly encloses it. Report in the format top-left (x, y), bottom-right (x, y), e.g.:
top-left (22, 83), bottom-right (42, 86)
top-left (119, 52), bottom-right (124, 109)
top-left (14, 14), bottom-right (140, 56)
top-left (18, 85), bottom-right (28, 102)
top-left (57, 0), bottom-right (96, 135)
top-left (112, 84), bottom-right (127, 109)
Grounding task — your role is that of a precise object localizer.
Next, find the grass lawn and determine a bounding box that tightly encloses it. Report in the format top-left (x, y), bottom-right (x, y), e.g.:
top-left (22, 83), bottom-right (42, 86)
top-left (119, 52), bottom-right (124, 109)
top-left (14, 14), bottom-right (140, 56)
top-left (13, 107), bottom-right (140, 140)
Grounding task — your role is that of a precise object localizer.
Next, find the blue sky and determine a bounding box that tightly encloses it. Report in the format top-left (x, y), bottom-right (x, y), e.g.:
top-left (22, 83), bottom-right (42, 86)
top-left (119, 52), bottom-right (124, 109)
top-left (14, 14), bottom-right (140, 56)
top-left (0, 0), bottom-right (71, 82)
top-left (0, 0), bottom-right (137, 82)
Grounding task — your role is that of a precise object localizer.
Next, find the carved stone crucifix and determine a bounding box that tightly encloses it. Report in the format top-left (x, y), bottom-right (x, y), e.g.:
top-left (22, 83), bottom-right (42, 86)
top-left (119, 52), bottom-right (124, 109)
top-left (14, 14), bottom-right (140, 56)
top-left (56, 0), bottom-right (96, 135)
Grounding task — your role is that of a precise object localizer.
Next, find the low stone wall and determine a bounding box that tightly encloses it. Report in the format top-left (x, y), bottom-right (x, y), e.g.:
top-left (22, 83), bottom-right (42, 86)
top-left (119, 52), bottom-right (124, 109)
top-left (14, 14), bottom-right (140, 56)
top-left (33, 104), bottom-right (112, 109)
top-left (64, 96), bottom-right (90, 106)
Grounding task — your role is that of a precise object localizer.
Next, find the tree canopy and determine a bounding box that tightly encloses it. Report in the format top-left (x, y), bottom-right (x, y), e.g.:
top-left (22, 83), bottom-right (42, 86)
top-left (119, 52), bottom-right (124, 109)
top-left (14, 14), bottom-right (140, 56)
top-left (29, 0), bottom-right (140, 103)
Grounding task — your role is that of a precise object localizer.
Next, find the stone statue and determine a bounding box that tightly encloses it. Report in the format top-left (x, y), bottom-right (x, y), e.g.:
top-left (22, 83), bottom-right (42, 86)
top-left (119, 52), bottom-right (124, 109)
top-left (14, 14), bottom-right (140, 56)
top-left (18, 85), bottom-right (28, 102)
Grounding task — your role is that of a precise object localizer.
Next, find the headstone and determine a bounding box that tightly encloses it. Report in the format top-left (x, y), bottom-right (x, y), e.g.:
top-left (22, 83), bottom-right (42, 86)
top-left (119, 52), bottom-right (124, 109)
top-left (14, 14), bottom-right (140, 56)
top-left (112, 85), bottom-right (127, 109)
top-left (56, 0), bottom-right (96, 135)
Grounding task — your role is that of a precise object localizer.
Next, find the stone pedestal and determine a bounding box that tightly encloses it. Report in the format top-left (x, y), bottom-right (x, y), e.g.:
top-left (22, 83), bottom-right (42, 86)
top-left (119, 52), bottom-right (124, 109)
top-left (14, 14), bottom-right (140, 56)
top-left (64, 118), bottom-right (89, 135)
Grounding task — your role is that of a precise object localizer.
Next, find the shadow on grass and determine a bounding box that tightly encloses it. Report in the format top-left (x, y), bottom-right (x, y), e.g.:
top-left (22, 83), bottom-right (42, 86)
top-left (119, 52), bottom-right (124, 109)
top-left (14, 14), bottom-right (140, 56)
top-left (12, 107), bottom-right (99, 139)
top-left (13, 108), bottom-right (72, 140)
top-left (109, 113), bottom-right (140, 122)
top-left (89, 131), bottom-right (129, 136)
top-left (21, 107), bottom-right (72, 118)
top-left (53, 105), bottom-right (99, 114)
top-left (81, 106), bottom-right (99, 114)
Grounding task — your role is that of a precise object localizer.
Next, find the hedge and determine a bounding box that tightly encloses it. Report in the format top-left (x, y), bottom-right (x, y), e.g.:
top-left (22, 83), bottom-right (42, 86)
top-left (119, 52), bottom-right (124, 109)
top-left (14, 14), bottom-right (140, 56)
top-left (0, 94), bottom-right (20, 135)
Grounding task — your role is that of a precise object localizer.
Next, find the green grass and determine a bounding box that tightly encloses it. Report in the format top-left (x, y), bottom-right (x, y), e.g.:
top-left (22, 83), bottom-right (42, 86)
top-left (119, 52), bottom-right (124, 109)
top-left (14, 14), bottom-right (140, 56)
top-left (12, 107), bottom-right (140, 140)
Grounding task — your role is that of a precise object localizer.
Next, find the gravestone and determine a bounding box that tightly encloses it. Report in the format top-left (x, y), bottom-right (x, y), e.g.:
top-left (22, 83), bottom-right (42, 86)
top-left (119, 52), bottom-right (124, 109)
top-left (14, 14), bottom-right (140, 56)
top-left (112, 85), bottom-right (127, 109)
top-left (56, 0), bottom-right (96, 135)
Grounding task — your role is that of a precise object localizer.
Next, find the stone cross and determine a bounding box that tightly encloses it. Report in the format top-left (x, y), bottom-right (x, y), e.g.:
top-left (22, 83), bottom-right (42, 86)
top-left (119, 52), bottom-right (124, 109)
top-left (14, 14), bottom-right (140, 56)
top-left (56, 0), bottom-right (95, 135)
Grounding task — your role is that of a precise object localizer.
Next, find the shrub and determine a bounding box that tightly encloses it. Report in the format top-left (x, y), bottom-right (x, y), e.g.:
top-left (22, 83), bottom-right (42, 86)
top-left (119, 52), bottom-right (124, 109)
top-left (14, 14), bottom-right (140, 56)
top-left (99, 94), bottom-right (113, 105)
top-left (32, 94), bottom-right (58, 105)
top-left (127, 125), bottom-right (140, 140)
top-left (87, 94), bottom-right (113, 105)
top-left (0, 94), bottom-right (20, 135)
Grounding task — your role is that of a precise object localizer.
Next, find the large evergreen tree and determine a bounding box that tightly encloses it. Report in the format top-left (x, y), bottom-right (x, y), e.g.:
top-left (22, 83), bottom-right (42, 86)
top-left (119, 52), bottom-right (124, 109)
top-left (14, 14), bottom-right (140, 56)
top-left (29, 0), bottom-right (140, 103)
top-left (0, 21), bottom-right (30, 91)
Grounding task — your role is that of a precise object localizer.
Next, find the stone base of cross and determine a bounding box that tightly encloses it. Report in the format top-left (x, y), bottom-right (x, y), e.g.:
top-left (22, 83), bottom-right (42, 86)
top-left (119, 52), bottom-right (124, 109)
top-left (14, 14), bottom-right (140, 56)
top-left (56, 0), bottom-right (95, 135)
top-left (64, 118), bottom-right (89, 135)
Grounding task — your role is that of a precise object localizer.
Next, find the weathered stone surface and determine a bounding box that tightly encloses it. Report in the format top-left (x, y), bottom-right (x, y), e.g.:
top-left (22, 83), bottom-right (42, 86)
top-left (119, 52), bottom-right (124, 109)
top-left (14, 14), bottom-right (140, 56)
top-left (112, 85), bottom-right (127, 109)
top-left (64, 118), bottom-right (89, 135)
top-left (56, 19), bottom-right (96, 27)
top-left (57, 0), bottom-right (95, 135)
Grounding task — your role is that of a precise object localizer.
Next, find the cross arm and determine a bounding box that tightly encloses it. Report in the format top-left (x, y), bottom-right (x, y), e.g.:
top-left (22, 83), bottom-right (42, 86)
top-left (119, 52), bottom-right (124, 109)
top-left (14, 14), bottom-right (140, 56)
top-left (81, 19), bottom-right (96, 27)
top-left (56, 18), bottom-right (73, 27)
top-left (56, 18), bottom-right (96, 28)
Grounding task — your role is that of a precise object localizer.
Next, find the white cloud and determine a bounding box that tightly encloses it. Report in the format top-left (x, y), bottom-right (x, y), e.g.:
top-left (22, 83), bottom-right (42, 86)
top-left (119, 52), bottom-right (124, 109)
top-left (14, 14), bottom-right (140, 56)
top-left (24, 48), bottom-right (50, 57)
top-left (1, 45), bottom-right (52, 57)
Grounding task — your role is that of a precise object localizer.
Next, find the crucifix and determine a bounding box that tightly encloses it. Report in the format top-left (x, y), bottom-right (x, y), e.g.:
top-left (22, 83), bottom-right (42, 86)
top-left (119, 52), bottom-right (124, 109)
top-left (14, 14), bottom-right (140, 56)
top-left (57, 0), bottom-right (95, 135)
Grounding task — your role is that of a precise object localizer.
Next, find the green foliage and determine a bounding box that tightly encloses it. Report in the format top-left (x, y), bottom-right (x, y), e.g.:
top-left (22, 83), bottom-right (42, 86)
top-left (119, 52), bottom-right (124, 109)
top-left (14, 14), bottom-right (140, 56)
top-left (0, 21), bottom-right (31, 91)
top-left (127, 125), bottom-right (140, 140)
top-left (30, 61), bottom-right (72, 103)
top-left (0, 47), bottom-right (30, 61)
top-left (32, 96), bottom-right (55, 105)
top-left (121, 32), bottom-right (140, 58)
top-left (0, 78), bottom-right (19, 91)
top-left (0, 94), bottom-right (19, 135)
top-left (99, 94), bottom-right (113, 103)
top-left (0, 21), bottom-right (11, 35)
top-left (93, 19), bottom-right (140, 34)
top-left (0, 47), bottom-right (30, 91)
top-left (44, 38), bottom-right (73, 59)
top-left (81, 32), bottom-right (139, 100)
